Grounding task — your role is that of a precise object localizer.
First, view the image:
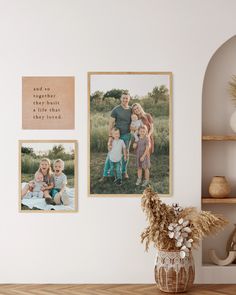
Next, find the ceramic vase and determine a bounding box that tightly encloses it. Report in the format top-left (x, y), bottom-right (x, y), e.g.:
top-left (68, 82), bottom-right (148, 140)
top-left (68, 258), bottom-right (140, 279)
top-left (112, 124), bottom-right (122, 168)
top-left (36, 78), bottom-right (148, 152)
top-left (154, 249), bottom-right (195, 293)
top-left (209, 176), bottom-right (231, 198)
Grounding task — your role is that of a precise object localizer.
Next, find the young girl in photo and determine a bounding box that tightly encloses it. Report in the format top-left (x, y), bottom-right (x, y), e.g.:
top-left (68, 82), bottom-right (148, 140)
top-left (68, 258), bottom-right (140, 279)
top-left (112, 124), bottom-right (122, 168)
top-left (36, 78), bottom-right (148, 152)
top-left (21, 158), bottom-right (54, 201)
top-left (135, 125), bottom-right (151, 187)
top-left (36, 158), bottom-right (55, 204)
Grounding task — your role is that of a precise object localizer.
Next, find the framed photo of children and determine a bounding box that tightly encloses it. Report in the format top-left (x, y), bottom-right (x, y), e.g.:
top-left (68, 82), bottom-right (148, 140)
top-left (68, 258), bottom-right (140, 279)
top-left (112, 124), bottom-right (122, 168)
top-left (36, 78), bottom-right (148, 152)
top-left (19, 140), bottom-right (78, 212)
top-left (88, 72), bottom-right (172, 197)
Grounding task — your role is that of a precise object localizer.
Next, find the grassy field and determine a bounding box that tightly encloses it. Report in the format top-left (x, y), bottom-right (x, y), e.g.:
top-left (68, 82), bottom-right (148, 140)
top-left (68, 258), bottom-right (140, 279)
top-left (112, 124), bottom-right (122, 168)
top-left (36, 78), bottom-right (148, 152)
top-left (90, 96), bottom-right (170, 195)
top-left (90, 152), bottom-right (169, 195)
top-left (21, 173), bottom-right (74, 188)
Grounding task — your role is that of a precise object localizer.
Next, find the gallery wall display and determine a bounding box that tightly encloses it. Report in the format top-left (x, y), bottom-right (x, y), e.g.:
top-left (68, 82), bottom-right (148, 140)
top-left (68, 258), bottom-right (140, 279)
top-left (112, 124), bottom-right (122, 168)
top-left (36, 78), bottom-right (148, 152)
top-left (19, 140), bottom-right (78, 212)
top-left (88, 72), bottom-right (172, 197)
top-left (22, 76), bottom-right (75, 129)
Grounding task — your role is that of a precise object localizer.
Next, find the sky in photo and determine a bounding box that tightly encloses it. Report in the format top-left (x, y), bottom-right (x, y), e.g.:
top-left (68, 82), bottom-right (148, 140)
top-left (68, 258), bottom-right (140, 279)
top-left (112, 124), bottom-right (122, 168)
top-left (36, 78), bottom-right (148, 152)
top-left (90, 74), bottom-right (170, 97)
top-left (22, 142), bottom-right (75, 155)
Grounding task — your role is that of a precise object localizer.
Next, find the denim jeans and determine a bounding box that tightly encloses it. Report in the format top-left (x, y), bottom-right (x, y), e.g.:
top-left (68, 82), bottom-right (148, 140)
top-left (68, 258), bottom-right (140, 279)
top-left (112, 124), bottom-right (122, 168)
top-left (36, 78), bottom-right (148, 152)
top-left (103, 133), bottom-right (131, 176)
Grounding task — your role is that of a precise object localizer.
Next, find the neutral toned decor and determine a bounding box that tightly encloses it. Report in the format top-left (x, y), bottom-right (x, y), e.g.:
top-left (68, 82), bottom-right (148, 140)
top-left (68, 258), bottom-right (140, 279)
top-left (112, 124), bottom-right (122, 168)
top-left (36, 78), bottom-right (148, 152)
top-left (22, 77), bottom-right (75, 130)
top-left (141, 188), bottom-right (228, 293)
top-left (229, 75), bottom-right (236, 132)
top-left (209, 249), bottom-right (236, 266)
top-left (88, 72), bottom-right (172, 197)
top-left (229, 75), bottom-right (236, 102)
top-left (208, 176), bottom-right (231, 198)
top-left (226, 224), bottom-right (236, 253)
top-left (155, 249), bottom-right (194, 293)
top-left (209, 225), bottom-right (236, 266)
top-left (202, 135), bottom-right (236, 204)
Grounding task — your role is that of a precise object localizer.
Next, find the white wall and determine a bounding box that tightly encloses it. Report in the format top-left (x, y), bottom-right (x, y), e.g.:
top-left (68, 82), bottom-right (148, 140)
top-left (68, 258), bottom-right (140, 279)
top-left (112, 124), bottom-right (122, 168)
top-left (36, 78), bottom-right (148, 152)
top-left (0, 0), bottom-right (235, 284)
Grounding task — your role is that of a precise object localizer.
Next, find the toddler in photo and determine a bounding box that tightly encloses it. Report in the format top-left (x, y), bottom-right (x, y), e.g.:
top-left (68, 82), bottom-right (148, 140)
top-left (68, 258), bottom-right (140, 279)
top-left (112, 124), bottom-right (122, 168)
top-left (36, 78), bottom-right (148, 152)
top-left (135, 125), bottom-right (151, 187)
top-left (48, 159), bottom-right (70, 206)
top-left (130, 113), bottom-right (143, 142)
top-left (27, 171), bottom-right (46, 198)
top-left (103, 127), bottom-right (127, 186)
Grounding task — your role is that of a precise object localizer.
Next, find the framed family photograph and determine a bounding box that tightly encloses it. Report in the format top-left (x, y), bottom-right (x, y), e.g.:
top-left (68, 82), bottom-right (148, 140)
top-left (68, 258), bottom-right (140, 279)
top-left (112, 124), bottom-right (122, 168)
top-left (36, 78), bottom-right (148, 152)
top-left (19, 140), bottom-right (78, 212)
top-left (88, 72), bottom-right (172, 197)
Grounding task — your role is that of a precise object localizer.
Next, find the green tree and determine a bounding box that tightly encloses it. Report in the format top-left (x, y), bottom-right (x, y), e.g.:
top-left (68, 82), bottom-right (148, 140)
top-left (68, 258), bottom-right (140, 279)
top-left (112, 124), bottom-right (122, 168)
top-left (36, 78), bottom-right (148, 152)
top-left (21, 147), bottom-right (36, 158)
top-left (47, 145), bottom-right (72, 160)
top-left (103, 89), bottom-right (125, 100)
top-left (148, 85), bottom-right (169, 103)
top-left (90, 91), bottom-right (104, 103)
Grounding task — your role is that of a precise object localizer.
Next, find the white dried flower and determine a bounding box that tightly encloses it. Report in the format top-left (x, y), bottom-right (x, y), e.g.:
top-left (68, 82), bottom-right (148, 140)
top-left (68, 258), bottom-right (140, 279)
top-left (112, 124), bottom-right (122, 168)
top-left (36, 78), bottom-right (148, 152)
top-left (168, 232), bottom-right (174, 239)
top-left (180, 250), bottom-right (186, 258)
top-left (183, 227), bottom-right (191, 233)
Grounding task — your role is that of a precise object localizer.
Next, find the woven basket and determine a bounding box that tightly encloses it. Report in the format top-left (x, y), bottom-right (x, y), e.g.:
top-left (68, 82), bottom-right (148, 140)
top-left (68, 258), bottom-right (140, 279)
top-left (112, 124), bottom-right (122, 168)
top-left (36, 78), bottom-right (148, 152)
top-left (154, 249), bottom-right (195, 293)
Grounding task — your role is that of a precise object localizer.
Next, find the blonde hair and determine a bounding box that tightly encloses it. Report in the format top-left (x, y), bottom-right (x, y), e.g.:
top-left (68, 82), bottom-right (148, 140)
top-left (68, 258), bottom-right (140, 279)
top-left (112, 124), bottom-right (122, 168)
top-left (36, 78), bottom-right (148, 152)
top-left (138, 125), bottom-right (148, 136)
top-left (34, 171), bottom-right (43, 179)
top-left (37, 158), bottom-right (53, 176)
top-left (53, 159), bottom-right (65, 170)
top-left (132, 103), bottom-right (146, 117)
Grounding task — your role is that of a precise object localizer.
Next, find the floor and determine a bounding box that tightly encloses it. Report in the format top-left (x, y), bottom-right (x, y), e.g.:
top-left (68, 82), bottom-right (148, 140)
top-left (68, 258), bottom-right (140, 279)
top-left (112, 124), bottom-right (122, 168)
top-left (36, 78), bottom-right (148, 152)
top-left (0, 284), bottom-right (235, 294)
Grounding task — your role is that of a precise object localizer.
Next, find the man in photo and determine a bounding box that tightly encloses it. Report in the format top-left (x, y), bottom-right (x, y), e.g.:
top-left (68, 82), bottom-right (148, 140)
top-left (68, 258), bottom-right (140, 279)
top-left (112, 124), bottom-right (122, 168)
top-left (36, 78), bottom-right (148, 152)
top-left (102, 90), bottom-right (132, 181)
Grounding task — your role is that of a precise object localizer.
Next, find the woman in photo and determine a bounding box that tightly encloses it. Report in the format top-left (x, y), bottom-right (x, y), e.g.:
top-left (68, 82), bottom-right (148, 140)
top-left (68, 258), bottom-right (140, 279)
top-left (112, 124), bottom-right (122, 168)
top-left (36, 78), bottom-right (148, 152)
top-left (131, 103), bottom-right (154, 154)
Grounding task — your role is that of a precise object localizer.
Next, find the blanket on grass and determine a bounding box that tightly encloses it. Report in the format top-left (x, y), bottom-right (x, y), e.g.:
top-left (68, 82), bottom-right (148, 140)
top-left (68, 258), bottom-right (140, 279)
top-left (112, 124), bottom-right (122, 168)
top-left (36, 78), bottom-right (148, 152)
top-left (21, 183), bottom-right (75, 211)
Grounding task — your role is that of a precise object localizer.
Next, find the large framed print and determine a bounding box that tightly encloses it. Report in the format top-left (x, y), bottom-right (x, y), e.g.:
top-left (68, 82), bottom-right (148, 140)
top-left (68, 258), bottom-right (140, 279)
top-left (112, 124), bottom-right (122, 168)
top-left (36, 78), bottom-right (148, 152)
top-left (19, 140), bottom-right (78, 212)
top-left (88, 72), bottom-right (172, 197)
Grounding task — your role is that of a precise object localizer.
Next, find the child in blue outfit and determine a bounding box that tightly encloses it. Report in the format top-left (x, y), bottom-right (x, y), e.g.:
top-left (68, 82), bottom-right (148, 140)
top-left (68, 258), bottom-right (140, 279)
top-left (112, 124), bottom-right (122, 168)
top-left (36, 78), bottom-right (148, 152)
top-left (46, 159), bottom-right (70, 206)
top-left (102, 128), bottom-right (127, 185)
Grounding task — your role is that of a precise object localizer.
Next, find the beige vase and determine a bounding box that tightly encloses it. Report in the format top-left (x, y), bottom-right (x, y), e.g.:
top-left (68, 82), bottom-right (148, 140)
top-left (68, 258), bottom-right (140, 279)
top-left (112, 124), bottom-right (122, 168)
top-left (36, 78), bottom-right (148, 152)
top-left (154, 250), bottom-right (195, 293)
top-left (209, 176), bottom-right (231, 198)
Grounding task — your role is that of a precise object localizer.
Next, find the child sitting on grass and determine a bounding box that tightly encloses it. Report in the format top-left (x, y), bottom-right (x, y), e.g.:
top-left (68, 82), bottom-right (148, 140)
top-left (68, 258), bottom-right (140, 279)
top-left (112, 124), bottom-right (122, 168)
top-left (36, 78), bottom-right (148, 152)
top-left (45, 159), bottom-right (70, 206)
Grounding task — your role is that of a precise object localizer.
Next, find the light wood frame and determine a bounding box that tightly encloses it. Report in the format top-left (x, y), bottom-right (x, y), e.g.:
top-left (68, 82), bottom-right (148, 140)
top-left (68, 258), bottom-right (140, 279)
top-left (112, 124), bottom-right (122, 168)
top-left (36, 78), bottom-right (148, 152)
top-left (88, 71), bottom-right (173, 197)
top-left (19, 140), bottom-right (78, 213)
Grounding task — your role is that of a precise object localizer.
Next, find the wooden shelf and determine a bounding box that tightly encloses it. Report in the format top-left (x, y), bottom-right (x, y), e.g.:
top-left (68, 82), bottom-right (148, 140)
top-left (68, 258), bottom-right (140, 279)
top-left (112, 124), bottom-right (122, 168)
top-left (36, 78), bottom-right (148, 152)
top-left (202, 197), bottom-right (236, 204)
top-left (202, 135), bottom-right (236, 141)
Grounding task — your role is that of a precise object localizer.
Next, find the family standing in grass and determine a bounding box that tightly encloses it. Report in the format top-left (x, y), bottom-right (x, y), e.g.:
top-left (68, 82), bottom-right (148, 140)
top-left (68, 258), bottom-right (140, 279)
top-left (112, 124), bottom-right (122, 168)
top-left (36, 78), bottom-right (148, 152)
top-left (100, 91), bottom-right (154, 186)
top-left (21, 158), bottom-right (69, 206)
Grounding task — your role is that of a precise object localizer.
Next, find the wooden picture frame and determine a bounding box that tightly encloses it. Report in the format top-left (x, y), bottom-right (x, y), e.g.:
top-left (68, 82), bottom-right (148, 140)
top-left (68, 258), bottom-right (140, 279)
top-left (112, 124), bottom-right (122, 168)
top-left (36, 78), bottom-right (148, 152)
top-left (19, 140), bottom-right (78, 212)
top-left (88, 72), bottom-right (172, 197)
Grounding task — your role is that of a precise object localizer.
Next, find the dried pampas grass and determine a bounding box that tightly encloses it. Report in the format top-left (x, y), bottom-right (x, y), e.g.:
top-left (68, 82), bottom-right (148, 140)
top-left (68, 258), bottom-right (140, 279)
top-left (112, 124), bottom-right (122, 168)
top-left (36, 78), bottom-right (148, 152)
top-left (141, 188), bottom-right (228, 251)
top-left (229, 75), bottom-right (236, 103)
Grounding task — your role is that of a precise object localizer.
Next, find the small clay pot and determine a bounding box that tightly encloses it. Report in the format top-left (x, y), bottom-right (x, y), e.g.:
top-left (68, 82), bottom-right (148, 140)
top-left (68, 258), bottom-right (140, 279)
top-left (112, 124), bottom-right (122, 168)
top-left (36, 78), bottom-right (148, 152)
top-left (209, 176), bottom-right (231, 198)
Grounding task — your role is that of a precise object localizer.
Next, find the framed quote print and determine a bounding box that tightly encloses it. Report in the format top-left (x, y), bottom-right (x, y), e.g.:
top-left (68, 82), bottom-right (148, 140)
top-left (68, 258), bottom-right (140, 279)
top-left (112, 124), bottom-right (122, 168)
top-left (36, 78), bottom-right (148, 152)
top-left (19, 140), bottom-right (78, 212)
top-left (88, 72), bottom-right (172, 197)
top-left (22, 76), bottom-right (74, 129)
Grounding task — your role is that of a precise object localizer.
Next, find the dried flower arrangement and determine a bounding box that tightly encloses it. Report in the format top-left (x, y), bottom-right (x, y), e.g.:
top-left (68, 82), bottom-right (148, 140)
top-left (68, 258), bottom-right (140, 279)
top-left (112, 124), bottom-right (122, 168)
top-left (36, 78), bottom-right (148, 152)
top-left (229, 75), bottom-right (236, 103)
top-left (141, 188), bottom-right (228, 258)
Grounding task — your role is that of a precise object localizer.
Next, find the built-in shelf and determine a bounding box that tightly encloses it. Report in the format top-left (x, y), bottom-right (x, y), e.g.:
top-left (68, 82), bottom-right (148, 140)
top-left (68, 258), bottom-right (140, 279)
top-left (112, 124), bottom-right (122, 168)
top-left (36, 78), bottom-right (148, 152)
top-left (202, 135), bottom-right (236, 141)
top-left (202, 263), bottom-right (236, 267)
top-left (202, 197), bottom-right (236, 204)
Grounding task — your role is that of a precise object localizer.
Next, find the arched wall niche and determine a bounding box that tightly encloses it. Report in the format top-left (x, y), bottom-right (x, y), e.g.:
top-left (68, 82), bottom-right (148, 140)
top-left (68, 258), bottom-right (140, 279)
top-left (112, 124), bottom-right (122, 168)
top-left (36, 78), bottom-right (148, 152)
top-left (202, 35), bottom-right (236, 265)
